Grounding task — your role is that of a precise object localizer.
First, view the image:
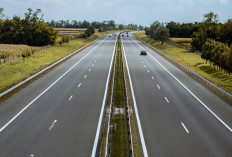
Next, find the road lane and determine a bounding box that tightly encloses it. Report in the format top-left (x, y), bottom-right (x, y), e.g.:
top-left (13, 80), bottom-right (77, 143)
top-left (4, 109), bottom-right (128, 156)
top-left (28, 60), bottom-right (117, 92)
top-left (122, 34), bottom-right (232, 157)
top-left (0, 35), bottom-right (117, 157)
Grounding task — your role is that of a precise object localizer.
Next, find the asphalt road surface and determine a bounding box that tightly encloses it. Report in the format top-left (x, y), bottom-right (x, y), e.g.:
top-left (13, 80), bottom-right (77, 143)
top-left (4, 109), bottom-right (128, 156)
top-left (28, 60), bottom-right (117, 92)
top-left (0, 35), bottom-right (117, 157)
top-left (122, 34), bottom-right (232, 157)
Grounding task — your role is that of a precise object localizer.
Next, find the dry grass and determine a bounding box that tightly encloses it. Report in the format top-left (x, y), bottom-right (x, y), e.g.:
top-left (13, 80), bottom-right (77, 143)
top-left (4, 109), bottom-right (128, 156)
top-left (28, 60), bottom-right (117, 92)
top-left (55, 28), bottom-right (87, 31)
top-left (170, 38), bottom-right (192, 41)
top-left (0, 44), bottom-right (30, 50)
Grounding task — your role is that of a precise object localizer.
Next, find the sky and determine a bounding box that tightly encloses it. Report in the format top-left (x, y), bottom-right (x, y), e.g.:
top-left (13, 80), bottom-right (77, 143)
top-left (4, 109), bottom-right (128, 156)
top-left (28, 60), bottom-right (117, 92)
top-left (1, 0), bottom-right (232, 26)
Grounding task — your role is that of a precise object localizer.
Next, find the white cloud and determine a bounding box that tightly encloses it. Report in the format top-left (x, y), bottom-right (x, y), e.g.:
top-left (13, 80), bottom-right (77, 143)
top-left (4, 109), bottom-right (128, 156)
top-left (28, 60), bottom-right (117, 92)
top-left (29, 0), bottom-right (70, 5)
top-left (219, 0), bottom-right (228, 4)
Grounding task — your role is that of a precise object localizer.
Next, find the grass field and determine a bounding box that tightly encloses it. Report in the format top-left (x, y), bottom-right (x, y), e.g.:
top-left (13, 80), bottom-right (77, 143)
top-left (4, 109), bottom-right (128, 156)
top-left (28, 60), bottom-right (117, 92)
top-left (55, 28), bottom-right (99, 38)
top-left (0, 31), bottom-right (118, 93)
top-left (133, 32), bottom-right (232, 96)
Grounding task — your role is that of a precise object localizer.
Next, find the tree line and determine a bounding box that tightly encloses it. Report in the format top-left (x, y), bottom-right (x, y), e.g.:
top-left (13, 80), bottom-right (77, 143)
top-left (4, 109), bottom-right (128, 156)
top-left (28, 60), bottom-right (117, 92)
top-left (0, 8), bottom-right (57, 46)
top-left (166, 21), bottom-right (200, 38)
top-left (48, 19), bottom-right (144, 31)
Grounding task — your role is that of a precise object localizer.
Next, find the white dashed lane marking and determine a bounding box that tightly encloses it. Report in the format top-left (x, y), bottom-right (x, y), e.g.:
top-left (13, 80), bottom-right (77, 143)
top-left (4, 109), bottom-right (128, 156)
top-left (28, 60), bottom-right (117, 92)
top-left (69, 95), bottom-right (73, 101)
top-left (165, 97), bottom-right (169, 103)
top-left (181, 122), bottom-right (190, 133)
top-left (78, 83), bottom-right (81, 87)
top-left (84, 75), bottom-right (87, 78)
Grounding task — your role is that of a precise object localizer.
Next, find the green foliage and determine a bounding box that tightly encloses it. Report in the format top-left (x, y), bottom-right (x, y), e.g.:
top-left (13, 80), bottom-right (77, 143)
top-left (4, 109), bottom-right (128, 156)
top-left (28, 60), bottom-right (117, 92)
top-left (201, 38), bottom-right (231, 74)
top-left (127, 24), bottom-right (138, 30)
top-left (191, 12), bottom-right (232, 51)
top-left (0, 7), bottom-right (4, 18)
top-left (166, 21), bottom-right (200, 38)
top-left (0, 8), bottom-right (57, 46)
top-left (59, 35), bottom-right (74, 45)
top-left (119, 24), bottom-right (124, 30)
top-left (146, 21), bottom-right (169, 44)
top-left (83, 26), bottom-right (95, 37)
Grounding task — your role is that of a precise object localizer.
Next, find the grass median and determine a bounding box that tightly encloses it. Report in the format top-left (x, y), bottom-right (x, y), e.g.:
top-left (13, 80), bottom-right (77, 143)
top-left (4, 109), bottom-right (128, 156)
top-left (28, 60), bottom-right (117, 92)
top-left (111, 35), bottom-right (128, 157)
top-left (133, 32), bottom-right (232, 97)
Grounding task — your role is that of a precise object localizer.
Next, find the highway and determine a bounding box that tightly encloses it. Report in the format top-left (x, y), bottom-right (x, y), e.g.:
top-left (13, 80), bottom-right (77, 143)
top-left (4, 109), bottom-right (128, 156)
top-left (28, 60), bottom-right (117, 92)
top-left (122, 34), bottom-right (232, 157)
top-left (0, 35), bottom-right (117, 157)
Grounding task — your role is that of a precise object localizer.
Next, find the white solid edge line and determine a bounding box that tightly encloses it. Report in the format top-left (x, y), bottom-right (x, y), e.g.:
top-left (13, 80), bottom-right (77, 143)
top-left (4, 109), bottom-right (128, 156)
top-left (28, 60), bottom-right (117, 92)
top-left (181, 122), bottom-right (189, 133)
top-left (122, 38), bottom-right (148, 156)
top-left (131, 37), bottom-right (232, 133)
top-left (91, 35), bottom-right (117, 157)
top-left (0, 37), bottom-right (108, 133)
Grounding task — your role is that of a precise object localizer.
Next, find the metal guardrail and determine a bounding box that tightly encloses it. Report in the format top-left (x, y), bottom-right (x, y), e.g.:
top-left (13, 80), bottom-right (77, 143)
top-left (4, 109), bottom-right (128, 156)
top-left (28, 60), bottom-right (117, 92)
top-left (105, 35), bottom-right (118, 157)
top-left (105, 34), bottom-right (134, 157)
top-left (0, 38), bottom-right (100, 98)
top-left (135, 37), bottom-right (232, 103)
top-left (121, 37), bottom-right (134, 157)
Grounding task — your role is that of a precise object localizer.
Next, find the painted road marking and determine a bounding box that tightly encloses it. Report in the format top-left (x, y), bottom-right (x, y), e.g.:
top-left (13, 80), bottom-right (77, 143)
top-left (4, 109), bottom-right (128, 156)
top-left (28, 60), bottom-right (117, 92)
top-left (69, 95), bottom-right (73, 101)
top-left (92, 64), bottom-right (94, 66)
top-left (144, 65), bottom-right (146, 68)
top-left (165, 97), bottom-right (169, 103)
top-left (142, 61), bottom-right (143, 63)
top-left (181, 122), bottom-right (189, 133)
top-left (152, 76), bottom-right (154, 79)
top-left (131, 37), bottom-right (232, 133)
top-left (121, 38), bottom-right (148, 157)
top-left (91, 35), bottom-right (117, 157)
top-left (49, 120), bottom-right (57, 130)
top-left (78, 83), bottom-right (81, 87)
top-left (157, 85), bottom-right (160, 89)
top-left (89, 69), bottom-right (91, 72)
top-left (0, 36), bottom-right (109, 134)
top-left (84, 75), bottom-right (87, 78)
top-left (95, 60), bottom-right (97, 62)
top-left (147, 70), bottom-right (150, 73)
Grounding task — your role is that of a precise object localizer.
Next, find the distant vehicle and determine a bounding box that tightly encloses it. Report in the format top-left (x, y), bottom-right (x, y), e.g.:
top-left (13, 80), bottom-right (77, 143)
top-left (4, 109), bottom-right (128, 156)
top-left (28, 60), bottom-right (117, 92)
top-left (126, 32), bottom-right (128, 34)
top-left (109, 36), bottom-right (111, 37)
top-left (127, 35), bottom-right (129, 37)
top-left (122, 34), bottom-right (124, 36)
top-left (140, 50), bottom-right (147, 55)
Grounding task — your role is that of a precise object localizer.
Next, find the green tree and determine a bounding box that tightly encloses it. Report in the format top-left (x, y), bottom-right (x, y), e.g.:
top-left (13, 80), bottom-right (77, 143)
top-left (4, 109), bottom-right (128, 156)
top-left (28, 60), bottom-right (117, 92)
top-left (119, 24), bottom-right (124, 30)
top-left (0, 7), bottom-right (4, 18)
top-left (201, 38), bottom-right (216, 64)
top-left (148, 21), bottom-right (169, 44)
top-left (191, 12), bottom-right (221, 51)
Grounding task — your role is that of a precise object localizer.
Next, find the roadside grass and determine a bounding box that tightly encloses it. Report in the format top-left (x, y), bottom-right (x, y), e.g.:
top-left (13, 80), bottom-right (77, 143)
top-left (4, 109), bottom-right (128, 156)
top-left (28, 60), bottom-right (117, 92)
top-left (0, 31), bottom-right (117, 94)
top-left (111, 117), bottom-right (128, 157)
top-left (133, 32), bottom-right (232, 96)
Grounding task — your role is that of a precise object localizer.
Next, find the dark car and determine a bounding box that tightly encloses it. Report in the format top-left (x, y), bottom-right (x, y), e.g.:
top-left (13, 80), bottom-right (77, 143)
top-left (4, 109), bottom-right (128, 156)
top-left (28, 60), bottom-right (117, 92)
top-left (140, 50), bottom-right (147, 55)
top-left (127, 35), bottom-right (129, 37)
